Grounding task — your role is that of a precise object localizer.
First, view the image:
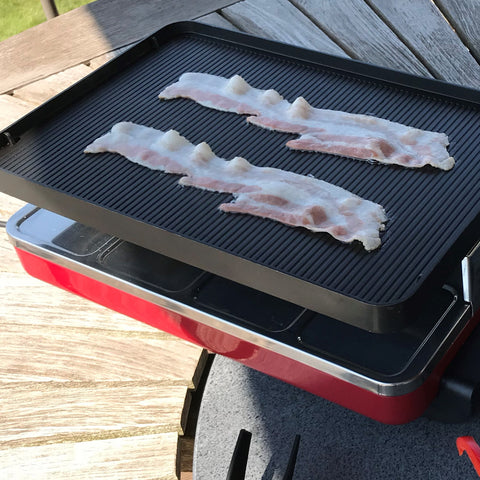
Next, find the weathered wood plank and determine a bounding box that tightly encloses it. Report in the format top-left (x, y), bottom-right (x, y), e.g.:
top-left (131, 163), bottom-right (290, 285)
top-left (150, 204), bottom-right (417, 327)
top-left (0, 95), bottom-right (36, 130)
top-left (435, 0), bottom-right (480, 61)
top-left (290, 0), bottom-right (431, 76)
top-left (0, 323), bottom-right (202, 383)
top-left (197, 12), bottom-right (240, 31)
top-left (0, 383), bottom-right (188, 445)
top-left (367, 0), bottom-right (480, 88)
top-left (1, 270), bottom-right (176, 331)
top-left (179, 436), bottom-right (195, 475)
top-left (221, 0), bottom-right (347, 56)
top-left (0, 193), bottom-right (26, 222)
top-left (0, 237), bottom-right (26, 274)
top-left (0, 432), bottom-right (179, 480)
top-left (87, 45), bottom-right (133, 70)
top-left (0, 230), bottom-right (178, 331)
top-left (0, 221), bottom-right (205, 479)
top-left (13, 64), bottom-right (94, 105)
top-left (0, 0), bottom-right (239, 94)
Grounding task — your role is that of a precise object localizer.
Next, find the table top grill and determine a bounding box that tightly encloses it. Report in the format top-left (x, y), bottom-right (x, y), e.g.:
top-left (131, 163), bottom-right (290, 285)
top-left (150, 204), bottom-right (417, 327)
top-left (2, 22), bottom-right (480, 424)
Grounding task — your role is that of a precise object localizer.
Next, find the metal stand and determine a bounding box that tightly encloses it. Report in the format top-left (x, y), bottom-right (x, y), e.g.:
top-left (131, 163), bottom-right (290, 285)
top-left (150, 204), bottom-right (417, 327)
top-left (40, 0), bottom-right (59, 19)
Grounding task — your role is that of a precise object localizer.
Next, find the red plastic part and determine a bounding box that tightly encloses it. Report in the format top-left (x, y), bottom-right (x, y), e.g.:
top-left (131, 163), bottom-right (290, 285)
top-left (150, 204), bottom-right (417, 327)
top-left (457, 436), bottom-right (480, 477)
top-left (13, 247), bottom-right (480, 425)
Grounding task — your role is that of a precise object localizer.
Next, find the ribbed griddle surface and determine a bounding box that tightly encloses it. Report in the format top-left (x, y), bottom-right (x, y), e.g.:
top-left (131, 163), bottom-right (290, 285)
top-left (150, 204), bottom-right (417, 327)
top-left (1, 23), bottom-right (479, 331)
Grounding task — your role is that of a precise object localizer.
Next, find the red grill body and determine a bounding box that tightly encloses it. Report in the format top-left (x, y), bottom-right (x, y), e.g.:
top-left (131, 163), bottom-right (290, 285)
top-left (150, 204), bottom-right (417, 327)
top-left (7, 206), bottom-right (480, 424)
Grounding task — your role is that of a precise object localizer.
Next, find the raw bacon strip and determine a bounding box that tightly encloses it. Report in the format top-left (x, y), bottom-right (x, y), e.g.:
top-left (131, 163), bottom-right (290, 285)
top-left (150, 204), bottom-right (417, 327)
top-left (159, 73), bottom-right (454, 171)
top-left (84, 122), bottom-right (387, 251)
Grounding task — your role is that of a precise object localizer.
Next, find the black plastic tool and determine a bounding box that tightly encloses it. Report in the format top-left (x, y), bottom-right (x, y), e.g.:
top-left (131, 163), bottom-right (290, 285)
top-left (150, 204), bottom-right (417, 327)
top-left (282, 434), bottom-right (301, 480)
top-left (226, 429), bottom-right (252, 480)
top-left (226, 430), bottom-right (301, 479)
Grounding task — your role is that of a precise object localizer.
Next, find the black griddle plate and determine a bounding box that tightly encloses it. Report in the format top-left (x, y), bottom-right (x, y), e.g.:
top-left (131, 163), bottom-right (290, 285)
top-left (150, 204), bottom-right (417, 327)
top-left (1, 22), bottom-right (480, 332)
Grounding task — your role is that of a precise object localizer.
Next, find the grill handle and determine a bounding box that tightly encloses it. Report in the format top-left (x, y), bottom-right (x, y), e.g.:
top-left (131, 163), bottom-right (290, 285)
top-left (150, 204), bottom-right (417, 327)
top-left (462, 240), bottom-right (480, 312)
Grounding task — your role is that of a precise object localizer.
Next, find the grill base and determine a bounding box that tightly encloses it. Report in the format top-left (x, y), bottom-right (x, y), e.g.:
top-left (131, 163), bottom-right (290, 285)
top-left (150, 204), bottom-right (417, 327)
top-left (7, 205), bottom-right (479, 424)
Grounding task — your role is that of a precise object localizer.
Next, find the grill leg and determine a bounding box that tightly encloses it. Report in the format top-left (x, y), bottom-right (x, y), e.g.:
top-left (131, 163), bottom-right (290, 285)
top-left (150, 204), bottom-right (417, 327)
top-left (40, 0), bottom-right (59, 19)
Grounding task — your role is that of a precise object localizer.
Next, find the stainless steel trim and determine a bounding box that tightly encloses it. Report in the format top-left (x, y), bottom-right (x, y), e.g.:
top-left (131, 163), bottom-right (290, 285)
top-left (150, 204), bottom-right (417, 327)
top-left (462, 240), bottom-right (480, 312)
top-left (6, 205), bottom-right (473, 397)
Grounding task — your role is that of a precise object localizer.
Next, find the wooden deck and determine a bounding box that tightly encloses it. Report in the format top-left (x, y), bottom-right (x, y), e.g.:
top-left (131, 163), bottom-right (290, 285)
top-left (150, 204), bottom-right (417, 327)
top-left (1, 0), bottom-right (480, 478)
top-left (0, 188), bottom-right (208, 479)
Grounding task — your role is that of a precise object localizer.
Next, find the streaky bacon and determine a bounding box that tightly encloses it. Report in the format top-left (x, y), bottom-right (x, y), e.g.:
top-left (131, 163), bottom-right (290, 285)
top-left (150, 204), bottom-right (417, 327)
top-left (84, 122), bottom-right (387, 251)
top-left (159, 73), bottom-right (454, 171)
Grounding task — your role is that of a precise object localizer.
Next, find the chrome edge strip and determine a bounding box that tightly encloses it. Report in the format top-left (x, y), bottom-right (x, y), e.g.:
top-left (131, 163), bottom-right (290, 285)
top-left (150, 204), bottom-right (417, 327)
top-left (6, 205), bottom-right (473, 397)
top-left (462, 240), bottom-right (480, 312)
